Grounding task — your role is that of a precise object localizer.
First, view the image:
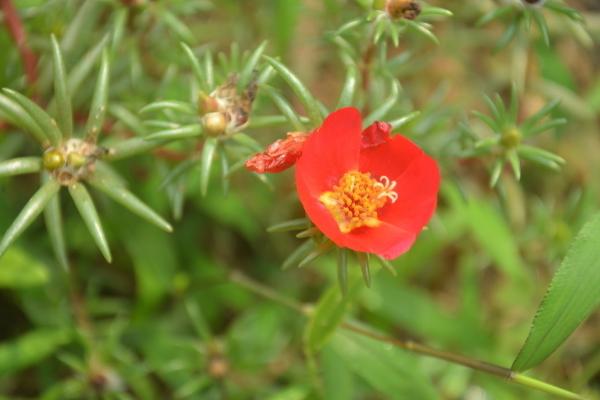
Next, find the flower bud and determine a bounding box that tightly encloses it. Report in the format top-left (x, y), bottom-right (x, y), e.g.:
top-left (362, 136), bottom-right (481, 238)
top-left (198, 92), bottom-right (219, 115)
top-left (386, 0), bottom-right (421, 20)
top-left (67, 152), bottom-right (87, 168)
top-left (42, 150), bottom-right (65, 171)
top-left (202, 112), bottom-right (227, 137)
top-left (501, 127), bottom-right (522, 149)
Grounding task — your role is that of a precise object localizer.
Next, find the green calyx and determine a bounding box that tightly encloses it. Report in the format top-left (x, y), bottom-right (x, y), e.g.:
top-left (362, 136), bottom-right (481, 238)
top-left (501, 127), bottom-right (522, 149)
top-left (42, 150), bottom-right (65, 171)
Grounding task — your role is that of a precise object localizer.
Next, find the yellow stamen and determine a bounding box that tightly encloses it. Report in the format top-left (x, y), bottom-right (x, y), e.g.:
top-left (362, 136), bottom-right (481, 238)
top-left (319, 170), bottom-right (398, 234)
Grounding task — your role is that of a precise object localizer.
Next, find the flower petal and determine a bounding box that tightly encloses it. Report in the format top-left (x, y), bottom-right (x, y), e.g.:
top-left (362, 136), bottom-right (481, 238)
top-left (376, 149), bottom-right (440, 232)
top-left (359, 134), bottom-right (425, 181)
top-left (295, 107), bottom-right (362, 196)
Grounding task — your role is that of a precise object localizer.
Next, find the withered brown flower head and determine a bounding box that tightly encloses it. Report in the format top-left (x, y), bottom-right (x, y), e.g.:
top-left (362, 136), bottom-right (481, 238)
top-left (386, 0), bottom-right (421, 20)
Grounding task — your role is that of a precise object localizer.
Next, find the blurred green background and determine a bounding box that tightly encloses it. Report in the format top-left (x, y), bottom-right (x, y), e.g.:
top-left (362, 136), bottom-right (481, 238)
top-left (0, 0), bottom-right (599, 399)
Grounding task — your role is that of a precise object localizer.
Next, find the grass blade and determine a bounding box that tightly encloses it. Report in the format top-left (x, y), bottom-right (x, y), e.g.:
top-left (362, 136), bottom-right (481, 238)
top-left (68, 182), bottom-right (111, 263)
top-left (0, 180), bottom-right (61, 259)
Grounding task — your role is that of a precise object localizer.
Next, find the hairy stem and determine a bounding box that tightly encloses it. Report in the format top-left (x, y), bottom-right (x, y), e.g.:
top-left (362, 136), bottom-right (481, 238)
top-left (229, 269), bottom-right (583, 400)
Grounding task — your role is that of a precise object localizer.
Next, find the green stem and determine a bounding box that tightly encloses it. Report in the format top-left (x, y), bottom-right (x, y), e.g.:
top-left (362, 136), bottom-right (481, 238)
top-left (228, 269), bottom-right (584, 400)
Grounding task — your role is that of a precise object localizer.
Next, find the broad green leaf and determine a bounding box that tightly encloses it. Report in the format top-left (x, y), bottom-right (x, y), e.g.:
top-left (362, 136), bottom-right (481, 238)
top-left (68, 182), bottom-right (112, 263)
top-left (0, 329), bottom-right (71, 375)
top-left (0, 179), bottom-right (61, 259)
top-left (512, 213), bottom-right (600, 371)
top-left (88, 171), bottom-right (172, 232)
top-left (0, 247), bottom-right (48, 288)
top-left (85, 50), bottom-right (110, 142)
top-left (50, 35), bottom-right (73, 138)
top-left (0, 157), bottom-right (41, 177)
top-left (330, 330), bottom-right (437, 400)
top-left (263, 56), bottom-right (322, 125)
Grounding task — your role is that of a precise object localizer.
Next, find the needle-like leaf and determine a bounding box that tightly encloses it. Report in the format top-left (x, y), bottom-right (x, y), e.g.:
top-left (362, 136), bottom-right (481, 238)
top-left (337, 248), bottom-right (348, 296)
top-left (262, 86), bottom-right (306, 131)
top-left (0, 180), bottom-right (61, 259)
top-left (0, 157), bottom-right (42, 177)
top-left (50, 35), bottom-right (73, 138)
top-left (200, 138), bottom-right (218, 196)
top-left (42, 175), bottom-right (68, 271)
top-left (181, 43), bottom-right (208, 91)
top-left (140, 101), bottom-right (195, 115)
top-left (264, 56), bottom-right (322, 125)
top-left (3, 89), bottom-right (62, 146)
top-left (85, 50), bottom-right (110, 142)
top-left (145, 125), bottom-right (203, 141)
top-left (88, 172), bottom-right (172, 233)
top-left (239, 41), bottom-right (267, 90)
top-left (68, 182), bottom-right (111, 263)
top-left (336, 63), bottom-right (358, 109)
top-left (0, 94), bottom-right (49, 146)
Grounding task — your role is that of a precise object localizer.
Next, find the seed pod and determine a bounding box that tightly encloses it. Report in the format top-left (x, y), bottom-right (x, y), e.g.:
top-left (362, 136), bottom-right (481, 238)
top-left (43, 149), bottom-right (65, 171)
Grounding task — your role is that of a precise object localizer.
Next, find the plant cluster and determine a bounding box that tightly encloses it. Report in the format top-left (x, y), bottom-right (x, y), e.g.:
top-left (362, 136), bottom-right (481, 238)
top-left (0, 0), bottom-right (599, 399)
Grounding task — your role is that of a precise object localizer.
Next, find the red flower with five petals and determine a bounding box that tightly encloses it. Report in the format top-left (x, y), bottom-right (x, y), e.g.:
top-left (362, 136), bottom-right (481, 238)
top-left (295, 107), bottom-right (440, 259)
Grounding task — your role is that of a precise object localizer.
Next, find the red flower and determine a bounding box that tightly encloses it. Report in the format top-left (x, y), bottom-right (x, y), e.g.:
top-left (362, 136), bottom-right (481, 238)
top-left (295, 107), bottom-right (440, 259)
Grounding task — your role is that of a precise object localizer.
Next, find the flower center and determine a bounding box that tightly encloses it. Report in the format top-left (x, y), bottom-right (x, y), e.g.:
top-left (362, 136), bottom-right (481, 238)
top-left (319, 170), bottom-right (398, 234)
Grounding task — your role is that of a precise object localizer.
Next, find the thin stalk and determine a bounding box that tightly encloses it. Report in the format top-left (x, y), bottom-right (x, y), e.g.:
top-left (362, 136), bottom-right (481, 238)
top-left (228, 269), bottom-right (583, 400)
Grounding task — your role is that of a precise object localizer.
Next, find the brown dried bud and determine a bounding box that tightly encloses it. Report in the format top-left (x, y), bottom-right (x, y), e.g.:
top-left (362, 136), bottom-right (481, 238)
top-left (386, 0), bottom-right (421, 20)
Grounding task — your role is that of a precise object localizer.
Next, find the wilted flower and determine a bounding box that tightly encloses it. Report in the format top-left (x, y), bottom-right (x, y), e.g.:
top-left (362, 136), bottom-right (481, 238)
top-left (294, 107), bottom-right (439, 259)
top-left (245, 131), bottom-right (309, 173)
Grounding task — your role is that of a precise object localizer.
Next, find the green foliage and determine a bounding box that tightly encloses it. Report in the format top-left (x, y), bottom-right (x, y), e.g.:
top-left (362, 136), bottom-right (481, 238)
top-left (0, 0), bottom-right (598, 398)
